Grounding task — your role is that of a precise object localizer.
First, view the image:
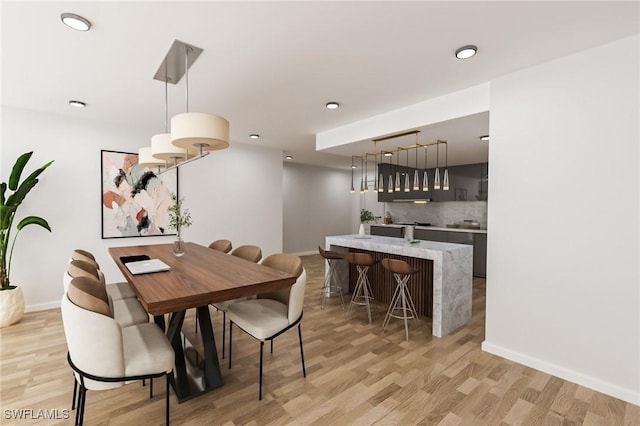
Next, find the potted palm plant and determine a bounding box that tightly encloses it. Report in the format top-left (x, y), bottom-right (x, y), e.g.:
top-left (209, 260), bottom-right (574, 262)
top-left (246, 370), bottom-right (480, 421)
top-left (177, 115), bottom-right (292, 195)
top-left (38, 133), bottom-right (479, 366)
top-left (1, 152), bottom-right (53, 327)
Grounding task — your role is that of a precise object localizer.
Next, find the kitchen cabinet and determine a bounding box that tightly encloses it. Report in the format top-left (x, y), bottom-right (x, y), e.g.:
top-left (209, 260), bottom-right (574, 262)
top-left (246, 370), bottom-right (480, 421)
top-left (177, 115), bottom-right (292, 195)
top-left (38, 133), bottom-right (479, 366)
top-left (473, 234), bottom-right (487, 277)
top-left (414, 229), bottom-right (448, 242)
top-left (370, 225), bottom-right (403, 238)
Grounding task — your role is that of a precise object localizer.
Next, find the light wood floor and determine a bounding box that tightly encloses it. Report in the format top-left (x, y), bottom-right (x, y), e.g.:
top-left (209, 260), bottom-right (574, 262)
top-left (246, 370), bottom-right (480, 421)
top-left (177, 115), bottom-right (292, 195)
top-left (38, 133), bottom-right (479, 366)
top-left (1, 254), bottom-right (638, 425)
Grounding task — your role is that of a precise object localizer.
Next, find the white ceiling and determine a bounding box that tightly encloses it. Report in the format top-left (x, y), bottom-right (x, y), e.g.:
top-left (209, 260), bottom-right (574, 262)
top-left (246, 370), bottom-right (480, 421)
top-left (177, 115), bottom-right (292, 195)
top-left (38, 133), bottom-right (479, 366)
top-left (2, 1), bottom-right (638, 169)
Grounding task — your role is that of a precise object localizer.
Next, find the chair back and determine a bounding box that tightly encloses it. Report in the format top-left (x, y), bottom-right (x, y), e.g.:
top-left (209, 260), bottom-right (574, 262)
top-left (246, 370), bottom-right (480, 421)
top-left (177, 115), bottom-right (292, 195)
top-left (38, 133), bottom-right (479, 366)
top-left (72, 248), bottom-right (98, 265)
top-left (287, 268), bottom-right (306, 324)
top-left (231, 245), bottom-right (262, 263)
top-left (209, 239), bottom-right (232, 253)
top-left (61, 277), bottom-right (124, 391)
top-left (259, 253), bottom-right (305, 324)
top-left (64, 259), bottom-right (101, 292)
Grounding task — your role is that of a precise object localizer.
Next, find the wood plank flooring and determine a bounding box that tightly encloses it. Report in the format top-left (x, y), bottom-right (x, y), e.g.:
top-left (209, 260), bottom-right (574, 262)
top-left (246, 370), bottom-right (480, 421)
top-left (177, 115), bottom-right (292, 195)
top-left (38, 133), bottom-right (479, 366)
top-left (1, 254), bottom-right (638, 425)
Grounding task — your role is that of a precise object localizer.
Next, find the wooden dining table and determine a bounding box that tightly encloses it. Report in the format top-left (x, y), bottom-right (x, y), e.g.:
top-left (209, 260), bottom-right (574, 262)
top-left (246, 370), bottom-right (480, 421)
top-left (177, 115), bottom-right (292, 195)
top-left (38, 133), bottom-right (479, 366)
top-left (109, 242), bottom-right (297, 403)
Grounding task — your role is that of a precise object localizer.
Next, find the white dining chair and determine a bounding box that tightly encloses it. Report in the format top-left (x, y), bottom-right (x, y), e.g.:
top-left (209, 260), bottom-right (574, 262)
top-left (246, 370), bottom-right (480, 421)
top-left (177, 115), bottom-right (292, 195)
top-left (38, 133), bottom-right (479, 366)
top-left (61, 277), bottom-right (174, 425)
top-left (227, 253), bottom-right (307, 400)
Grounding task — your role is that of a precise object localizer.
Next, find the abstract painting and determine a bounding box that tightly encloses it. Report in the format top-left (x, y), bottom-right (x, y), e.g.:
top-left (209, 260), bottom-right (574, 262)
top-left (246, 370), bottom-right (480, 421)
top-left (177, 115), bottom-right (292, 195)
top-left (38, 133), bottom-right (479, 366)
top-left (101, 150), bottom-right (178, 239)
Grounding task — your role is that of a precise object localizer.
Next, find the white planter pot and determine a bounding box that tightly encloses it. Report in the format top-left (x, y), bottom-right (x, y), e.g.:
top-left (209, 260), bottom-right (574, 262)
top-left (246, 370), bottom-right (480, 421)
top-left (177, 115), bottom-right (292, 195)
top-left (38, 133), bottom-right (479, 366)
top-left (0, 286), bottom-right (25, 328)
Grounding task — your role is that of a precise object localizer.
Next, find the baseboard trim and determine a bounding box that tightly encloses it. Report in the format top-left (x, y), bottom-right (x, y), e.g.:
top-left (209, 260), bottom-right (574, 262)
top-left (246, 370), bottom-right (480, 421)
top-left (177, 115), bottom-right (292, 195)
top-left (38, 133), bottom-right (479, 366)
top-left (481, 340), bottom-right (640, 405)
top-left (26, 300), bottom-right (60, 313)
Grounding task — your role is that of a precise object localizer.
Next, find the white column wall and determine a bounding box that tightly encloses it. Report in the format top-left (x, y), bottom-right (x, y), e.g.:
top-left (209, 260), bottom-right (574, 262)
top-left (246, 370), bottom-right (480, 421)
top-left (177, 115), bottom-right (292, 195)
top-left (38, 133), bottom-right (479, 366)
top-left (0, 107), bottom-right (284, 311)
top-left (484, 35), bottom-right (639, 404)
top-left (283, 162), bottom-right (352, 254)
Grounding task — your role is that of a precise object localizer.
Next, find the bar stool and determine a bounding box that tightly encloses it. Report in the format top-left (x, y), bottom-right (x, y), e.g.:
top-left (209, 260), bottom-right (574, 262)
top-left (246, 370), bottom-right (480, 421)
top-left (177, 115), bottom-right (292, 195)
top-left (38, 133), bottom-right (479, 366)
top-left (380, 258), bottom-right (422, 341)
top-left (318, 246), bottom-right (346, 309)
top-left (345, 252), bottom-right (376, 324)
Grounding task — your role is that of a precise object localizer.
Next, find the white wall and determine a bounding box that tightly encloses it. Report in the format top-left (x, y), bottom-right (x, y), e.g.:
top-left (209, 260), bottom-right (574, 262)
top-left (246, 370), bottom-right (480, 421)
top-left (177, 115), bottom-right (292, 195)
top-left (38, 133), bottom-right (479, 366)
top-left (1, 107), bottom-right (284, 311)
top-left (283, 162), bottom-right (353, 254)
top-left (180, 141), bottom-right (284, 257)
top-left (484, 35), bottom-right (639, 404)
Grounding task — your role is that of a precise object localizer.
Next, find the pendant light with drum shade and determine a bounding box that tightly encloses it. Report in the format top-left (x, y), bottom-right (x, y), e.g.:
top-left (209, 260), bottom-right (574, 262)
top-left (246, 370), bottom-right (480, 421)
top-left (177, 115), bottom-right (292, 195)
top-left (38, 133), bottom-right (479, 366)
top-left (143, 40), bottom-right (229, 174)
top-left (170, 42), bottom-right (229, 157)
top-left (138, 146), bottom-right (165, 172)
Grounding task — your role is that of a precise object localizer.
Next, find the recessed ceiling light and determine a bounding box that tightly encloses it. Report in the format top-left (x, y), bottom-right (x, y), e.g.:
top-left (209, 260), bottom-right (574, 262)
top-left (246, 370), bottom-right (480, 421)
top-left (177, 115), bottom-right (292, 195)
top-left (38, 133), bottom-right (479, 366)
top-left (479, 135), bottom-right (490, 141)
top-left (61, 13), bottom-right (91, 31)
top-left (325, 102), bottom-right (340, 110)
top-left (285, 155), bottom-right (293, 160)
top-left (249, 134), bottom-right (260, 139)
top-left (383, 152), bottom-right (393, 157)
top-left (455, 45), bottom-right (477, 59)
top-left (69, 100), bottom-right (86, 108)
top-left (351, 165), bottom-right (357, 169)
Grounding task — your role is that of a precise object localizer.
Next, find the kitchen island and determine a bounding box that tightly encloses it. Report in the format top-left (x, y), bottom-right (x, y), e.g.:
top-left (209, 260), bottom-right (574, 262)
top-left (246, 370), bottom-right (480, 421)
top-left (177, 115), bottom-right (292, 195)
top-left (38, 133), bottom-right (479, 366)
top-left (325, 234), bottom-right (473, 337)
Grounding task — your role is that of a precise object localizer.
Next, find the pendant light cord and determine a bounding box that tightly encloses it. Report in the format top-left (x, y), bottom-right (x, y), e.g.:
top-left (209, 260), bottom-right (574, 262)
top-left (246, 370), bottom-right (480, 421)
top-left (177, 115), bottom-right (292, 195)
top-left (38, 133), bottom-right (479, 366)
top-left (184, 46), bottom-right (190, 113)
top-left (164, 61), bottom-right (169, 133)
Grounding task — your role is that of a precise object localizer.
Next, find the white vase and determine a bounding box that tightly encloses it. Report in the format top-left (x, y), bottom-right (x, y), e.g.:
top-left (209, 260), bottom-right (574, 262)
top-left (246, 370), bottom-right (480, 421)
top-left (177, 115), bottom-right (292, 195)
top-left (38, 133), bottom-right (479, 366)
top-left (0, 286), bottom-right (25, 328)
top-left (358, 223), bottom-right (365, 236)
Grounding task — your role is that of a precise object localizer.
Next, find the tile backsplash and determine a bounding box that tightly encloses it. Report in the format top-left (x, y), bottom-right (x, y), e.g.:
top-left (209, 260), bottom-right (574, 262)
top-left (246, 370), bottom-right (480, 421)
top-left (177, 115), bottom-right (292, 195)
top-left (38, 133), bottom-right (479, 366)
top-left (385, 201), bottom-right (488, 228)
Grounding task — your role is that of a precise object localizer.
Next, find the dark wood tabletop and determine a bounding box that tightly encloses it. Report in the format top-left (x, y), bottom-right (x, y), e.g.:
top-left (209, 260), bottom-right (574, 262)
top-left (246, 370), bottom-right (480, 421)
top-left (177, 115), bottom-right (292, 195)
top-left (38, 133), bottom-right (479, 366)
top-left (109, 242), bottom-right (296, 316)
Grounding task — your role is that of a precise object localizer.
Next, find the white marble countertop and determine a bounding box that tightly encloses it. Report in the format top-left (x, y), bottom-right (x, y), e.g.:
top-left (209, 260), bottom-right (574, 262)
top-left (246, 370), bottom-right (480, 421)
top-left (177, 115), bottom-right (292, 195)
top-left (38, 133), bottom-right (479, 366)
top-left (327, 234), bottom-right (472, 256)
top-left (326, 234), bottom-right (473, 338)
top-left (370, 224), bottom-right (487, 234)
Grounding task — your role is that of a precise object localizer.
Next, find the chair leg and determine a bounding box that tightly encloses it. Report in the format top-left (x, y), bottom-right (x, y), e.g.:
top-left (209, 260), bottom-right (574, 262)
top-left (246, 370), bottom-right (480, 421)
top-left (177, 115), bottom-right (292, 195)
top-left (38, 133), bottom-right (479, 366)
top-left (382, 282), bottom-right (402, 332)
top-left (165, 373), bottom-right (170, 426)
top-left (259, 341), bottom-right (264, 400)
top-left (78, 385), bottom-right (87, 425)
top-left (74, 384), bottom-right (82, 425)
top-left (228, 322), bottom-right (233, 369)
top-left (331, 262), bottom-right (345, 309)
top-left (362, 270), bottom-right (372, 324)
top-left (222, 311), bottom-right (226, 359)
top-left (150, 377), bottom-right (153, 398)
top-left (270, 339), bottom-right (273, 354)
top-left (298, 324), bottom-right (306, 378)
top-left (71, 379), bottom-right (77, 410)
top-left (345, 270), bottom-right (364, 319)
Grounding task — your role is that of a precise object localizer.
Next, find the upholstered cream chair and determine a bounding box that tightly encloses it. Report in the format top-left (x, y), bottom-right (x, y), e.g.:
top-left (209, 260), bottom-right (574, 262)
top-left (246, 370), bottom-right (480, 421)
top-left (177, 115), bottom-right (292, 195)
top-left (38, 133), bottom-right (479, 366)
top-left (211, 244), bottom-right (263, 358)
top-left (227, 253), bottom-right (307, 400)
top-left (71, 248), bottom-right (136, 300)
top-left (61, 277), bottom-right (174, 425)
top-left (208, 239), bottom-right (232, 254)
top-left (64, 260), bottom-right (149, 328)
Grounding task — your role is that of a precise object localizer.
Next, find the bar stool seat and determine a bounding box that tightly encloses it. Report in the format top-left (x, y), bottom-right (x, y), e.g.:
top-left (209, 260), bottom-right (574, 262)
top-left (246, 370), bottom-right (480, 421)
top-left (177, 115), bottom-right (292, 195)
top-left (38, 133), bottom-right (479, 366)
top-left (380, 258), bottom-right (422, 340)
top-left (318, 246), bottom-right (345, 309)
top-left (345, 252), bottom-right (377, 324)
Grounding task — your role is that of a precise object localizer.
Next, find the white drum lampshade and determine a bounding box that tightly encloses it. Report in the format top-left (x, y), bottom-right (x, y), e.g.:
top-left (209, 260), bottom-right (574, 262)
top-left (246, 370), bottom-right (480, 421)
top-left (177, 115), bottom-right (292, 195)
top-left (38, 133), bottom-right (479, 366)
top-left (151, 133), bottom-right (191, 162)
top-left (171, 112), bottom-right (229, 152)
top-left (138, 146), bottom-right (165, 169)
